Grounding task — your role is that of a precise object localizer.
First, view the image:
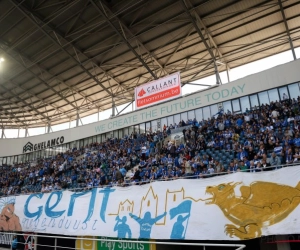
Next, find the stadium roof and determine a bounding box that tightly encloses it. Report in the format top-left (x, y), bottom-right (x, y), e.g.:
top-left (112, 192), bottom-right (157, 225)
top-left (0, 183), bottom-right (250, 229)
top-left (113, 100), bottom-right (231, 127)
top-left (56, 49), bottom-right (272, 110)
top-left (0, 0), bottom-right (299, 129)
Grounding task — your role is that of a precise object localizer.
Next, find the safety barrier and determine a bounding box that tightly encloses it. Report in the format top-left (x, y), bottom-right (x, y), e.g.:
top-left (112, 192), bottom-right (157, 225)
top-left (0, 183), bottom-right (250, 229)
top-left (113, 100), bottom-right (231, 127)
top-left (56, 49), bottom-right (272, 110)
top-left (0, 232), bottom-right (246, 250)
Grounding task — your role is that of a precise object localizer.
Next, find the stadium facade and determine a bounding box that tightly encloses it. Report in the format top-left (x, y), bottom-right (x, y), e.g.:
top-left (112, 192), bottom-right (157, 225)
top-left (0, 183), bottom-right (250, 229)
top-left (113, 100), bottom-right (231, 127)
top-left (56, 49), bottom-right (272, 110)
top-left (1, 59), bottom-right (300, 163)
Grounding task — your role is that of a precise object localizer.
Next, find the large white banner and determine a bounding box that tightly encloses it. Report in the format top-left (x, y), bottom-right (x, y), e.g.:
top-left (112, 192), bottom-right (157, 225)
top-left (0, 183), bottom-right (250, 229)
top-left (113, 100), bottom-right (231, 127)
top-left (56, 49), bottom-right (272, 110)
top-left (135, 72), bottom-right (182, 109)
top-left (2, 166), bottom-right (300, 240)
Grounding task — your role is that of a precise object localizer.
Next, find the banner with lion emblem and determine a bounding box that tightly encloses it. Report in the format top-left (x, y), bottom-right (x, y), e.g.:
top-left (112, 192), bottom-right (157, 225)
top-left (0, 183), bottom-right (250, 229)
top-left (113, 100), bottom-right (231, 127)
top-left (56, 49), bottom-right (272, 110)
top-left (2, 166), bottom-right (300, 240)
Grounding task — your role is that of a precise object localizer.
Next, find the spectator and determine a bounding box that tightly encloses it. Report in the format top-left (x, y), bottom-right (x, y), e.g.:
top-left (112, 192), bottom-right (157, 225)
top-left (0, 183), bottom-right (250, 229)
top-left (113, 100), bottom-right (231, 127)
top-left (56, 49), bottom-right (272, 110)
top-left (12, 235), bottom-right (18, 250)
top-left (269, 152), bottom-right (281, 166)
top-left (182, 158), bottom-right (193, 177)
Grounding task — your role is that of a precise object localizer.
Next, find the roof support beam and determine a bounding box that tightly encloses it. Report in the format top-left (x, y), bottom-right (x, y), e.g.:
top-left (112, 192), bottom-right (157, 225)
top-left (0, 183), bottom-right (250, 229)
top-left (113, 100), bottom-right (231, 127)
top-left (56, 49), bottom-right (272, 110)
top-left (179, 0), bottom-right (221, 85)
top-left (14, 45), bottom-right (101, 110)
top-left (116, 101), bottom-right (133, 116)
top-left (10, 0), bottom-right (115, 99)
top-left (0, 41), bottom-right (102, 115)
top-left (100, 0), bottom-right (168, 76)
top-left (188, 2), bottom-right (230, 70)
top-left (90, 0), bottom-right (158, 80)
top-left (14, 0), bottom-right (134, 101)
top-left (278, 0), bottom-right (297, 60)
top-left (0, 47), bottom-right (77, 112)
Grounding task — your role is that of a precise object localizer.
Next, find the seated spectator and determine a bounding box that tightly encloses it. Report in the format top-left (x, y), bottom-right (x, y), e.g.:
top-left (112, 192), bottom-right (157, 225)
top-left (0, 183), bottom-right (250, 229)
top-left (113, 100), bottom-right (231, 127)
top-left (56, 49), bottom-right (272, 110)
top-left (132, 168), bottom-right (141, 182)
top-left (293, 147), bottom-right (300, 163)
top-left (269, 152), bottom-right (281, 166)
top-left (182, 158), bottom-right (193, 177)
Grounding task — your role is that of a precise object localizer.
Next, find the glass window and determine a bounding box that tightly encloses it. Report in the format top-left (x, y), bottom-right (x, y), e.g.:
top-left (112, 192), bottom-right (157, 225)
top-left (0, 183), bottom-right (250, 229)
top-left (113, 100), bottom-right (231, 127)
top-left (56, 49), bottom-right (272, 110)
top-left (203, 106), bottom-right (210, 120)
top-left (151, 120), bottom-right (158, 132)
top-left (7, 156), bottom-right (12, 165)
top-left (167, 116), bottom-right (174, 126)
top-left (146, 122), bottom-right (151, 133)
top-left (128, 126), bottom-right (134, 136)
top-left (174, 114), bottom-right (181, 125)
top-left (258, 91), bottom-right (269, 105)
top-left (119, 129), bottom-right (124, 138)
top-left (123, 127), bottom-right (129, 137)
top-left (223, 101), bottom-right (232, 114)
top-left (181, 112), bottom-right (188, 123)
top-left (17, 155), bottom-right (22, 163)
top-left (113, 130), bottom-right (118, 138)
top-left (250, 95), bottom-right (259, 108)
top-left (195, 108), bottom-right (203, 121)
top-left (232, 99), bottom-right (241, 114)
top-left (288, 83), bottom-right (300, 100)
top-left (210, 104), bottom-right (218, 117)
top-left (268, 88), bottom-right (279, 102)
top-left (279, 87), bottom-right (289, 101)
top-left (240, 96), bottom-right (250, 113)
top-left (134, 125), bottom-right (139, 133)
top-left (25, 154), bottom-right (29, 162)
top-left (161, 117), bottom-right (167, 130)
top-left (139, 123), bottom-right (145, 134)
top-left (106, 132), bottom-right (112, 139)
top-left (187, 110), bottom-right (195, 120)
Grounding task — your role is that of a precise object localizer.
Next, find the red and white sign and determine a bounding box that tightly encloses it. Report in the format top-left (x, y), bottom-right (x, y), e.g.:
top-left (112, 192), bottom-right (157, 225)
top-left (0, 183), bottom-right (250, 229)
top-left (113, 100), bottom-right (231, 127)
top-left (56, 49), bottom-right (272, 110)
top-left (135, 72), bottom-right (182, 109)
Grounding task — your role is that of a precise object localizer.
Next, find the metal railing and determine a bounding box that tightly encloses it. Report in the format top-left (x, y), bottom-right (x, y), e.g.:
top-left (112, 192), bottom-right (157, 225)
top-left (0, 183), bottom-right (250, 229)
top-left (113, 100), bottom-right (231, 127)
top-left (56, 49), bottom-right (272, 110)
top-left (0, 232), bottom-right (246, 250)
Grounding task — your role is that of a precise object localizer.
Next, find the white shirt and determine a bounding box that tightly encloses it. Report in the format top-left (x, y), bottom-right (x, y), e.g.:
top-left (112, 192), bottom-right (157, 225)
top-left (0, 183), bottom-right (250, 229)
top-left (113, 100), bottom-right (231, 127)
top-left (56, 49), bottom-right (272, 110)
top-left (271, 110), bottom-right (279, 118)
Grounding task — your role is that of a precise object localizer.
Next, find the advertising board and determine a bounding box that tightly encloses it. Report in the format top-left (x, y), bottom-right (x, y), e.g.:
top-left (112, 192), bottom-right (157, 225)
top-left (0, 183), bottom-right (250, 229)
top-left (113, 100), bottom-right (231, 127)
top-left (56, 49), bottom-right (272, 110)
top-left (135, 72), bottom-right (181, 109)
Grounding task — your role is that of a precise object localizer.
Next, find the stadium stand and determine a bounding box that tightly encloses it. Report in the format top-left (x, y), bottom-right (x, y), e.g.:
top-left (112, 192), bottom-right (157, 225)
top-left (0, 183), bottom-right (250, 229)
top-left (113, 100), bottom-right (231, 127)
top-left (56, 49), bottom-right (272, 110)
top-left (1, 95), bottom-right (300, 197)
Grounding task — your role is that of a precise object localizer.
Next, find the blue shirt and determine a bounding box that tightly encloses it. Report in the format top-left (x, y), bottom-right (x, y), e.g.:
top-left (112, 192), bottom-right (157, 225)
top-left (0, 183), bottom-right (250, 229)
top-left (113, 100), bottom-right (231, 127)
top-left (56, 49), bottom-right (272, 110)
top-left (12, 238), bottom-right (18, 248)
top-left (294, 138), bottom-right (300, 147)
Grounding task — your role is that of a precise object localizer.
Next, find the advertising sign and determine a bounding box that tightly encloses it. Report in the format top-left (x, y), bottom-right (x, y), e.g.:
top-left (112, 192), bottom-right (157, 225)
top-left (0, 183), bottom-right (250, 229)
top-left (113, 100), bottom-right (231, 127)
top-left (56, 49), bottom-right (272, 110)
top-left (135, 72), bottom-right (181, 109)
top-left (76, 236), bottom-right (155, 250)
top-left (3, 167), bottom-right (300, 240)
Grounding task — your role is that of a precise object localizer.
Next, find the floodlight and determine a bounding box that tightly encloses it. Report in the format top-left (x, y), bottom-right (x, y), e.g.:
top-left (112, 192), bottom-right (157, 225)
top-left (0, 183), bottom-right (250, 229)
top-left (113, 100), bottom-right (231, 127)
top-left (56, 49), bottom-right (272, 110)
top-left (0, 58), bottom-right (4, 62)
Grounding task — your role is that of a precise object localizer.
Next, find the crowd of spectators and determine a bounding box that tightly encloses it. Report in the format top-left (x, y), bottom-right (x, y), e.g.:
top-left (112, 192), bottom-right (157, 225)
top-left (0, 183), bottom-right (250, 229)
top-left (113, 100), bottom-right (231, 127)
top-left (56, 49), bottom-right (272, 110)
top-left (1, 95), bottom-right (300, 197)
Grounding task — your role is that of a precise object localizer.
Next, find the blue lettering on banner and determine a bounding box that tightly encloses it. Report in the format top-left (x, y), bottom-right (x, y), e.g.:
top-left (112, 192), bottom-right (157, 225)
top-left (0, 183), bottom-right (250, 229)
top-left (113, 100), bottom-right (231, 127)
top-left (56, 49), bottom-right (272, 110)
top-left (24, 193), bottom-right (44, 220)
top-left (99, 188), bottom-right (115, 222)
top-left (45, 191), bottom-right (65, 218)
top-left (22, 187), bottom-right (116, 232)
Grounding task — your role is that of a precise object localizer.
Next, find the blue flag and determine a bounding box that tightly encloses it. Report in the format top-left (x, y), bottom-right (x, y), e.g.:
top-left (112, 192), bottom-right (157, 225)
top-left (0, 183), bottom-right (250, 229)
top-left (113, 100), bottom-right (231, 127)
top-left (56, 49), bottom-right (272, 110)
top-left (169, 200), bottom-right (192, 219)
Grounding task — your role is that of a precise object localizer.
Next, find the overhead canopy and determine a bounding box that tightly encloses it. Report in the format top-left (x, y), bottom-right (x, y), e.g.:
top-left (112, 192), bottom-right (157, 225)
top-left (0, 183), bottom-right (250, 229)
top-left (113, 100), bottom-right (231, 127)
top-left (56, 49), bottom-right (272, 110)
top-left (0, 0), bottom-right (299, 128)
